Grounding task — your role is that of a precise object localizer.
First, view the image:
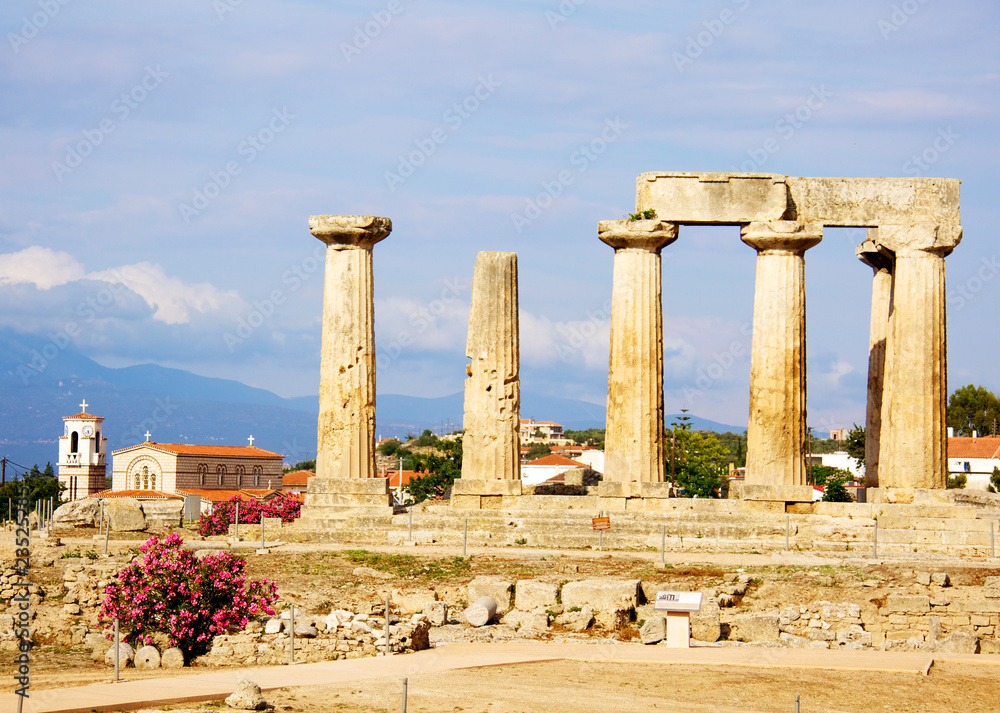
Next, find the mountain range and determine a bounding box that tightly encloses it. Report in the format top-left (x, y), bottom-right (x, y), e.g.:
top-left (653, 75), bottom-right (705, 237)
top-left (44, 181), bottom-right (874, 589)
top-left (0, 328), bottom-right (745, 471)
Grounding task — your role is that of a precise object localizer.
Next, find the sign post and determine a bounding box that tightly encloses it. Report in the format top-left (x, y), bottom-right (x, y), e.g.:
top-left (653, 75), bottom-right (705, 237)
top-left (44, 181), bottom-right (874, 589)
top-left (653, 590), bottom-right (703, 648)
top-left (592, 514), bottom-right (610, 551)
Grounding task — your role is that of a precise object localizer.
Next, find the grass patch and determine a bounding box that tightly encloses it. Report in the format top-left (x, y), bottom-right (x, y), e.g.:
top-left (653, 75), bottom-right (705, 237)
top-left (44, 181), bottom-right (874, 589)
top-left (340, 549), bottom-right (472, 579)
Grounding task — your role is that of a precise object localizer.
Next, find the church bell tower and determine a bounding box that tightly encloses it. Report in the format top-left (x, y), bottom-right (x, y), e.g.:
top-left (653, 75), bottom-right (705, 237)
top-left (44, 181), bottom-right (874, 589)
top-left (58, 399), bottom-right (108, 500)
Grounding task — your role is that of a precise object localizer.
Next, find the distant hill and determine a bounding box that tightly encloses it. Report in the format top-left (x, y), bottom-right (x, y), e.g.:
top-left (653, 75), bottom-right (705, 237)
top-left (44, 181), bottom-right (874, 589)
top-left (0, 328), bottom-right (746, 470)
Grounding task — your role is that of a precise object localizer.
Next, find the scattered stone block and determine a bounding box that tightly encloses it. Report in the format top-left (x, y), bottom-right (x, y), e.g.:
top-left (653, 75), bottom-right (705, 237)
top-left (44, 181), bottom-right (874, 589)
top-left (468, 577), bottom-right (513, 612)
top-left (104, 499), bottom-right (146, 532)
top-left (520, 608), bottom-right (550, 631)
top-left (294, 624), bottom-right (318, 638)
top-left (691, 600), bottom-right (721, 642)
top-left (161, 647), bottom-right (185, 668)
top-left (732, 614), bottom-right (780, 642)
top-left (393, 589), bottom-right (438, 613)
top-left (931, 573), bottom-right (951, 587)
top-left (466, 596), bottom-right (498, 627)
top-left (134, 645), bottom-right (161, 669)
top-left (104, 642), bottom-right (134, 667)
top-left (561, 579), bottom-right (642, 610)
top-left (514, 580), bottom-right (559, 611)
top-left (936, 631), bottom-right (978, 654)
top-left (225, 678), bottom-right (267, 710)
top-left (425, 601), bottom-right (449, 626)
top-left (595, 602), bottom-right (633, 631)
top-left (916, 572), bottom-right (932, 586)
top-left (263, 619), bottom-right (282, 635)
top-left (557, 606), bottom-right (594, 632)
top-left (53, 499), bottom-right (100, 528)
top-left (640, 616), bottom-right (666, 645)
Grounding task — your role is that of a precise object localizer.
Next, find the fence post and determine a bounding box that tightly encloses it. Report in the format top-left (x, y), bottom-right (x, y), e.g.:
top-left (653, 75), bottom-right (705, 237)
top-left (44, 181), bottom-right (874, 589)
top-left (289, 605), bottom-right (295, 664)
top-left (114, 618), bottom-right (120, 682)
top-left (401, 677), bottom-right (408, 713)
top-left (235, 502), bottom-right (240, 541)
top-left (661, 524), bottom-right (665, 565)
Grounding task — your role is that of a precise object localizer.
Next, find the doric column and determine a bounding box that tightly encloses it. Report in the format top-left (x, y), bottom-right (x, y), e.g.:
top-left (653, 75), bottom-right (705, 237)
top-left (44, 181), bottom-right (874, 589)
top-left (310, 214), bottom-right (391, 479)
top-left (741, 221), bottom-right (822, 495)
top-left (461, 251), bottom-right (521, 482)
top-left (856, 231), bottom-right (893, 488)
top-left (876, 224), bottom-right (961, 489)
top-left (598, 219), bottom-right (678, 484)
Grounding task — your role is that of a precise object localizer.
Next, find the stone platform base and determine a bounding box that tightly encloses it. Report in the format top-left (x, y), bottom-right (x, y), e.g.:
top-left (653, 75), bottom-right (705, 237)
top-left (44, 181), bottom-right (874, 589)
top-left (296, 477), bottom-right (395, 533)
top-left (451, 479), bottom-right (522, 509)
top-left (742, 484), bottom-right (815, 504)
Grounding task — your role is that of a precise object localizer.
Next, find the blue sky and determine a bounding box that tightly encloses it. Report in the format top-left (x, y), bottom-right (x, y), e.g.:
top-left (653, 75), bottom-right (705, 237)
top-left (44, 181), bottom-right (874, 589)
top-left (0, 0), bottom-right (997, 433)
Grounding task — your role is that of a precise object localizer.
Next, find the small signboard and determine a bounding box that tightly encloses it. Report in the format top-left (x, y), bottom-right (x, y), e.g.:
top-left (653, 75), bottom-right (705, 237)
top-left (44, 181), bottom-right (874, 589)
top-left (653, 591), bottom-right (703, 613)
top-left (592, 516), bottom-right (611, 531)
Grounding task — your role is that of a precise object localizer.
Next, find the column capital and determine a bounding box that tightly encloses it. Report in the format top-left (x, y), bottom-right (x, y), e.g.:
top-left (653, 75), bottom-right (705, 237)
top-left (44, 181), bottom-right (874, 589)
top-left (598, 219), bottom-right (679, 252)
top-left (741, 221), bottom-right (823, 254)
top-left (309, 215), bottom-right (392, 248)
top-left (856, 238), bottom-right (893, 272)
top-left (875, 223), bottom-right (962, 258)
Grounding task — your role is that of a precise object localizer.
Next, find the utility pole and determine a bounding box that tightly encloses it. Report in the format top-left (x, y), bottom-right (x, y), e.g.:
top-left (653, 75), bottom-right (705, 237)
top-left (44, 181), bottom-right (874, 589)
top-left (1, 457), bottom-right (5, 485)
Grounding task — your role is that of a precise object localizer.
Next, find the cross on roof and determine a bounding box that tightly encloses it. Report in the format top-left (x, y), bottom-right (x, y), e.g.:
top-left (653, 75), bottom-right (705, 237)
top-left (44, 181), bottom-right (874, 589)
top-left (144, 431), bottom-right (151, 442)
top-left (248, 435), bottom-right (255, 447)
top-left (79, 399), bottom-right (88, 412)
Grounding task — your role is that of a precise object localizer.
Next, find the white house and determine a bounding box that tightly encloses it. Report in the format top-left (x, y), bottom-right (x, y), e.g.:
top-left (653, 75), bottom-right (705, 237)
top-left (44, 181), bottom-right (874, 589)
top-left (520, 454), bottom-right (589, 486)
top-left (948, 436), bottom-right (1000, 490)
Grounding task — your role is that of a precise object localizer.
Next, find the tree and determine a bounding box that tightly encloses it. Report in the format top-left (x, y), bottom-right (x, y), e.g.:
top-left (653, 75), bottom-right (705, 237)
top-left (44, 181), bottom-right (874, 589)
top-left (532, 427), bottom-right (543, 440)
top-left (809, 465), bottom-right (853, 487)
top-left (947, 474), bottom-right (968, 489)
top-left (665, 413), bottom-right (730, 498)
top-left (282, 459), bottom-right (315, 474)
top-left (524, 442), bottom-right (551, 461)
top-left (988, 467), bottom-right (1000, 494)
top-left (403, 438), bottom-right (462, 504)
top-left (844, 425), bottom-right (866, 469)
top-left (948, 384), bottom-right (1000, 437)
top-left (0, 462), bottom-right (64, 510)
top-left (564, 428), bottom-right (605, 447)
top-left (413, 429), bottom-right (438, 448)
top-left (377, 440), bottom-right (402, 457)
top-left (822, 473), bottom-right (854, 502)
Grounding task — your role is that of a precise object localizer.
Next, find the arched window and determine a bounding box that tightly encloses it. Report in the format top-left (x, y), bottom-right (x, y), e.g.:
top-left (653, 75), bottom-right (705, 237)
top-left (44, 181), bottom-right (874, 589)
top-left (236, 465), bottom-right (245, 488)
top-left (217, 465), bottom-right (226, 486)
top-left (134, 473), bottom-right (141, 489)
top-left (150, 473), bottom-right (156, 490)
top-left (142, 466), bottom-right (149, 490)
top-left (70, 431), bottom-right (79, 453)
top-left (95, 431), bottom-right (101, 451)
top-left (198, 464), bottom-right (208, 486)
top-left (253, 465), bottom-right (262, 487)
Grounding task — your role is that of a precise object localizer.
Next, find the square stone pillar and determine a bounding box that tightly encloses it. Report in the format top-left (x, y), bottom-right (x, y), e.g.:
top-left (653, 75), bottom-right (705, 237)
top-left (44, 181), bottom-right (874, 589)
top-left (302, 215), bottom-right (393, 520)
top-left (857, 232), bottom-right (894, 488)
top-left (598, 219), bottom-right (679, 485)
top-left (876, 224), bottom-right (961, 489)
top-left (456, 251), bottom-right (523, 503)
top-left (741, 221), bottom-right (822, 503)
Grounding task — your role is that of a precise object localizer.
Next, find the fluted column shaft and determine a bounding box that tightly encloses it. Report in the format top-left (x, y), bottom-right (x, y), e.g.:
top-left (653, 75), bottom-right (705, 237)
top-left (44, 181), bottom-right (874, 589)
top-left (461, 252), bottom-right (520, 481)
top-left (878, 223), bottom-right (960, 489)
top-left (742, 221), bottom-right (822, 487)
top-left (599, 220), bottom-right (678, 484)
top-left (857, 232), bottom-right (893, 488)
top-left (311, 215), bottom-right (391, 479)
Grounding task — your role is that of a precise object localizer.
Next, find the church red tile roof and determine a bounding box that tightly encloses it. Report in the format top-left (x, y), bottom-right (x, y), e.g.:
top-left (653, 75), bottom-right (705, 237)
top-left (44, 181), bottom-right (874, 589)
top-left (949, 436), bottom-right (1000, 459)
top-left (90, 489), bottom-right (183, 499)
top-left (111, 443), bottom-right (282, 458)
top-left (176, 488), bottom-right (284, 503)
top-left (382, 470), bottom-right (421, 487)
top-left (64, 412), bottom-right (102, 420)
top-left (282, 470), bottom-right (314, 486)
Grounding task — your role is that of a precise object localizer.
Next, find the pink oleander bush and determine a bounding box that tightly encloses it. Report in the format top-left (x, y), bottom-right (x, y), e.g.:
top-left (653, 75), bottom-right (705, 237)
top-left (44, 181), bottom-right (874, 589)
top-left (100, 533), bottom-right (278, 659)
top-left (197, 493), bottom-right (302, 537)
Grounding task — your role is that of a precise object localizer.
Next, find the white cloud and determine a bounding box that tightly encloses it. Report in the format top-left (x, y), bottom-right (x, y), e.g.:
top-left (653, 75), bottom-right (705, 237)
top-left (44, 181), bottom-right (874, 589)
top-left (0, 246), bottom-right (86, 289)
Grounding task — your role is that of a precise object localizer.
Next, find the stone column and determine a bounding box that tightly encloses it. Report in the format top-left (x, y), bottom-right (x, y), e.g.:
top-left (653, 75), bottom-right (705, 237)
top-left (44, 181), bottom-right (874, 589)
top-left (856, 231), bottom-right (893, 488)
top-left (741, 221), bottom-right (822, 501)
top-left (876, 224), bottom-right (961, 490)
top-left (455, 252), bottom-right (521, 498)
top-left (597, 219), bottom-right (678, 487)
top-left (311, 214), bottom-right (391, 480)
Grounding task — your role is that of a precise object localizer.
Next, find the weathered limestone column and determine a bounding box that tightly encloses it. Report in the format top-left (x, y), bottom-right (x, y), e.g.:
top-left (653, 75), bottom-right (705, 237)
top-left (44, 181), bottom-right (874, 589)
top-left (597, 219), bottom-right (678, 488)
top-left (453, 252), bottom-right (522, 506)
top-left (876, 224), bottom-right (961, 490)
top-left (741, 221), bottom-right (823, 501)
top-left (857, 231), bottom-right (894, 488)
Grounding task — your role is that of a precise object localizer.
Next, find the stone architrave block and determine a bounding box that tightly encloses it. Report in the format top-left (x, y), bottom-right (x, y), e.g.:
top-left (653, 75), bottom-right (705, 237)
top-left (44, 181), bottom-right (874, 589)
top-left (732, 614), bottom-right (780, 642)
top-left (640, 616), bottom-right (666, 644)
top-left (514, 580), bottom-right (559, 612)
top-left (984, 576), bottom-right (1000, 599)
top-left (561, 579), bottom-right (642, 611)
top-left (104, 498), bottom-right (146, 531)
top-left (133, 645), bottom-right (161, 669)
top-left (468, 577), bottom-right (513, 612)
